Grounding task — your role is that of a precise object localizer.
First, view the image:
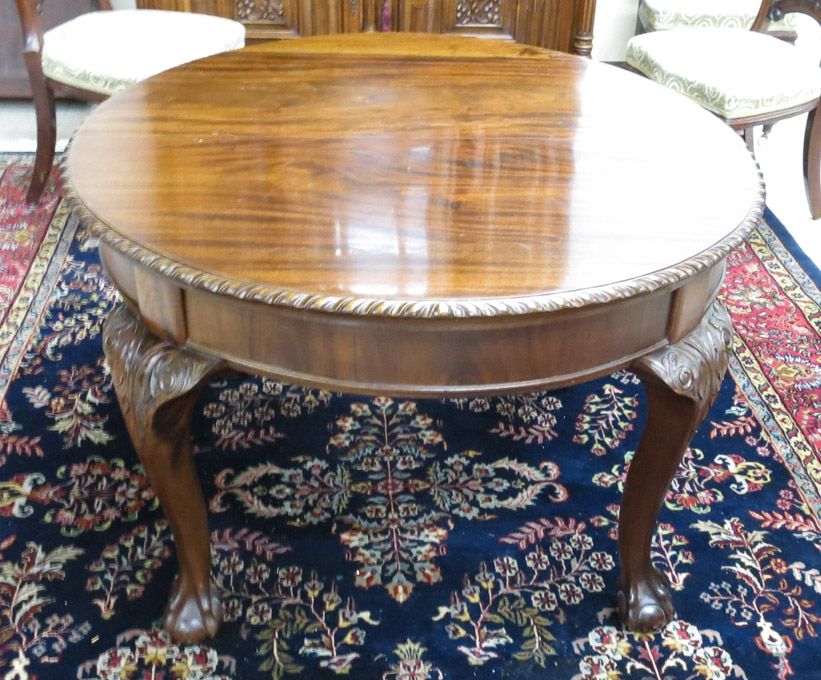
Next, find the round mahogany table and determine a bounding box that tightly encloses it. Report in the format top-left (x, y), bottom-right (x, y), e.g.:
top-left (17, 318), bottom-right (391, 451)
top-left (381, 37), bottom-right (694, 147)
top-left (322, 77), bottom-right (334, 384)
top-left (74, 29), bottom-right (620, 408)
top-left (64, 34), bottom-right (764, 644)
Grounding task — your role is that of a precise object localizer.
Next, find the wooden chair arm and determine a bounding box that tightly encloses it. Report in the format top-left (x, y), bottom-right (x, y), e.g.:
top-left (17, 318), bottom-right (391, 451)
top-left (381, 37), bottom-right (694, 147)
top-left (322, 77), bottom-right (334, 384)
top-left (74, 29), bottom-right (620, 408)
top-left (753, 0), bottom-right (821, 32)
top-left (751, 0), bottom-right (773, 32)
top-left (13, 0), bottom-right (45, 56)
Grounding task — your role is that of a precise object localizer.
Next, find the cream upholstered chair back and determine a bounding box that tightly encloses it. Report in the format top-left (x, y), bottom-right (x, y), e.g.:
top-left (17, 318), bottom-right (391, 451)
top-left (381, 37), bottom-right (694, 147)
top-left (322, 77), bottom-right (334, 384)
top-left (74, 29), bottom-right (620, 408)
top-left (14, 0), bottom-right (245, 204)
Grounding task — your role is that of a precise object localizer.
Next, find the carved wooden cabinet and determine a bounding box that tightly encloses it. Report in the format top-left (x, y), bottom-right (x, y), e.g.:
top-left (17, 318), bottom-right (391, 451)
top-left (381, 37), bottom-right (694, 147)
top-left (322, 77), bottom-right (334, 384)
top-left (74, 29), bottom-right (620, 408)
top-left (136, 0), bottom-right (596, 55)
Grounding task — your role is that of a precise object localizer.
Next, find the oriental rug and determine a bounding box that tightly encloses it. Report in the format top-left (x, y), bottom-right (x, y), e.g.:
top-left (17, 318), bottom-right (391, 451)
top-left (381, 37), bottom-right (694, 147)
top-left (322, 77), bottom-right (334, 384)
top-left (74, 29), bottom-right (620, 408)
top-left (1, 154), bottom-right (820, 680)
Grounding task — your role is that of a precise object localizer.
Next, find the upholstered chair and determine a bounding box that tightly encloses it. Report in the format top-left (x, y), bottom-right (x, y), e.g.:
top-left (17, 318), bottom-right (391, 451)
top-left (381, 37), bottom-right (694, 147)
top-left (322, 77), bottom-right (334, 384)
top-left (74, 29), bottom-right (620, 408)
top-left (14, 0), bottom-right (245, 204)
top-left (638, 0), bottom-right (797, 33)
top-left (626, 0), bottom-right (821, 219)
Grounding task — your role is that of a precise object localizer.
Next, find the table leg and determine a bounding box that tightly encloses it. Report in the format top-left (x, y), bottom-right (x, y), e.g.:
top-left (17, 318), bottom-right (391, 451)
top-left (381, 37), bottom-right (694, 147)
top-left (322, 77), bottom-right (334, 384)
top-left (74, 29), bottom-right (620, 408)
top-left (103, 302), bottom-right (226, 643)
top-left (617, 302), bottom-right (733, 632)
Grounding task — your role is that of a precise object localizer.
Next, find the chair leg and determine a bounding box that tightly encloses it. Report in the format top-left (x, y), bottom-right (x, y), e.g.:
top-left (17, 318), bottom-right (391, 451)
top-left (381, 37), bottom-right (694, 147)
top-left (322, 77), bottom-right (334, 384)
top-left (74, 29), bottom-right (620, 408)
top-left (803, 107), bottom-right (821, 220)
top-left (23, 51), bottom-right (56, 205)
top-left (741, 126), bottom-right (755, 153)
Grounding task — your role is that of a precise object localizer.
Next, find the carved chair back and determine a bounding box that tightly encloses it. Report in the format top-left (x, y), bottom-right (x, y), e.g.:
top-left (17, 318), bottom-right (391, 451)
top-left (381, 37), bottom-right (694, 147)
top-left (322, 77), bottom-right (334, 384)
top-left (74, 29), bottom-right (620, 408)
top-left (753, 0), bottom-right (821, 31)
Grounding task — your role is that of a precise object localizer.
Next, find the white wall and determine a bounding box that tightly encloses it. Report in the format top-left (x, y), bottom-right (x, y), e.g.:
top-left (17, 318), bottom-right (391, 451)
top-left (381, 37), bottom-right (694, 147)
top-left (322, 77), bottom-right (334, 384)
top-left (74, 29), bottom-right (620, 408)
top-left (592, 0), bottom-right (640, 61)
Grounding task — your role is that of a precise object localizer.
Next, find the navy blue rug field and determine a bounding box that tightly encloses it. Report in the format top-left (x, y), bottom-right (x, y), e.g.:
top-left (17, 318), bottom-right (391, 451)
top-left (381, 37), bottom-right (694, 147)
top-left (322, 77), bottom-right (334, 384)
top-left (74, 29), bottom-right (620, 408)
top-left (1, 154), bottom-right (821, 680)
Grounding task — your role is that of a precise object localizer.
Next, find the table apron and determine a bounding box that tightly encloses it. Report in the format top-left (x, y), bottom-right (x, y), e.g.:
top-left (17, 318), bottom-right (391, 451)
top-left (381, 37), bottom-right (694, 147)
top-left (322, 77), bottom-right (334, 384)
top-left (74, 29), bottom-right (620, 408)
top-left (100, 245), bottom-right (726, 397)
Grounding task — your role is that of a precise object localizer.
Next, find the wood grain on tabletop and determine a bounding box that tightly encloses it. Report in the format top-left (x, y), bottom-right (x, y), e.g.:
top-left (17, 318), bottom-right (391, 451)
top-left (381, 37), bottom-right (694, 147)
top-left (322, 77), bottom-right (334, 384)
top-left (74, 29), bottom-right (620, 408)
top-left (67, 33), bottom-right (761, 303)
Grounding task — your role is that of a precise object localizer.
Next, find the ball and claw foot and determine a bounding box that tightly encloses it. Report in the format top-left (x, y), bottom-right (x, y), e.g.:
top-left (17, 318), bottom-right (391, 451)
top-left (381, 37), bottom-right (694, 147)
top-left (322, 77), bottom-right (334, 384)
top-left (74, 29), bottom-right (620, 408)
top-left (163, 577), bottom-right (224, 644)
top-left (617, 568), bottom-right (675, 633)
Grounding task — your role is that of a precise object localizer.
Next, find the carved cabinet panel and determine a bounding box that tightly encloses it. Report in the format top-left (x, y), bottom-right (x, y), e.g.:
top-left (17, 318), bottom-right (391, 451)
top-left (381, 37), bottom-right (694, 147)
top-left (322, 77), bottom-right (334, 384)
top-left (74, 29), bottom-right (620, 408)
top-left (137, 0), bottom-right (298, 39)
top-left (137, 0), bottom-right (595, 55)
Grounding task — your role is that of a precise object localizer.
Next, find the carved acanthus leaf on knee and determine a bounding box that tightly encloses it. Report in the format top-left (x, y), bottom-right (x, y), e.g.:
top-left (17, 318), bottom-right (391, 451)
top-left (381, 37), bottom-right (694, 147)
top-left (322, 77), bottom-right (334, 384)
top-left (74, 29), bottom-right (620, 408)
top-left (635, 302), bottom-right (733, 408)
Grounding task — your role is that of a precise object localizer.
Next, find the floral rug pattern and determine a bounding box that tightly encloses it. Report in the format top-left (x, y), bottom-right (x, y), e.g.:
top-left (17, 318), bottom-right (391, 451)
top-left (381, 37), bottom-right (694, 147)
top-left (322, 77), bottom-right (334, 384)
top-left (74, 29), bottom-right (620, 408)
top-left (1, 155), bottom-right (820, 679)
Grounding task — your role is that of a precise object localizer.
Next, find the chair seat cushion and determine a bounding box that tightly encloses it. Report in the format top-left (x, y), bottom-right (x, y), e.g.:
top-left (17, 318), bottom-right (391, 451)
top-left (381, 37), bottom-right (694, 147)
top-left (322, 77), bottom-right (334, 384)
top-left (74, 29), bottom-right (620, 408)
top-left (639, 0), bottom-right (797, 30)
top-left (626, 28), bottom-right (821, 119)
top-left (42, 10), bottom-right (245, 96)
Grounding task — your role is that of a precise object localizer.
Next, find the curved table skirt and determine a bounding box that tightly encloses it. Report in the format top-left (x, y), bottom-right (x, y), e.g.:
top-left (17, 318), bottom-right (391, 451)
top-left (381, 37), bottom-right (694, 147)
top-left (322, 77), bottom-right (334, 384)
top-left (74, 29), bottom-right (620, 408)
top-left (101, 243), bottom-right (726, 397)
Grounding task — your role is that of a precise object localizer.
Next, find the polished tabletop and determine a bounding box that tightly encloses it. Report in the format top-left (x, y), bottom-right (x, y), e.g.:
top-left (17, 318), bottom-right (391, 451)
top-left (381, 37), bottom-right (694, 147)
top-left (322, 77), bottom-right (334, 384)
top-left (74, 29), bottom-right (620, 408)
top-left (67, 34), bottom-right (762, 311)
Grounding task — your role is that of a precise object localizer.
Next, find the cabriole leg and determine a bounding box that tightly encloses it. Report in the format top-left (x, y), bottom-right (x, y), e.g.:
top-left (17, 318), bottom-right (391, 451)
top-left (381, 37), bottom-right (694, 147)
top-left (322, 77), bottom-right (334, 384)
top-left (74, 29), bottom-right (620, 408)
top-left (103, 302), bottom-right (226, 643)
top-left (617, 302), bottom-right (733, 632)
